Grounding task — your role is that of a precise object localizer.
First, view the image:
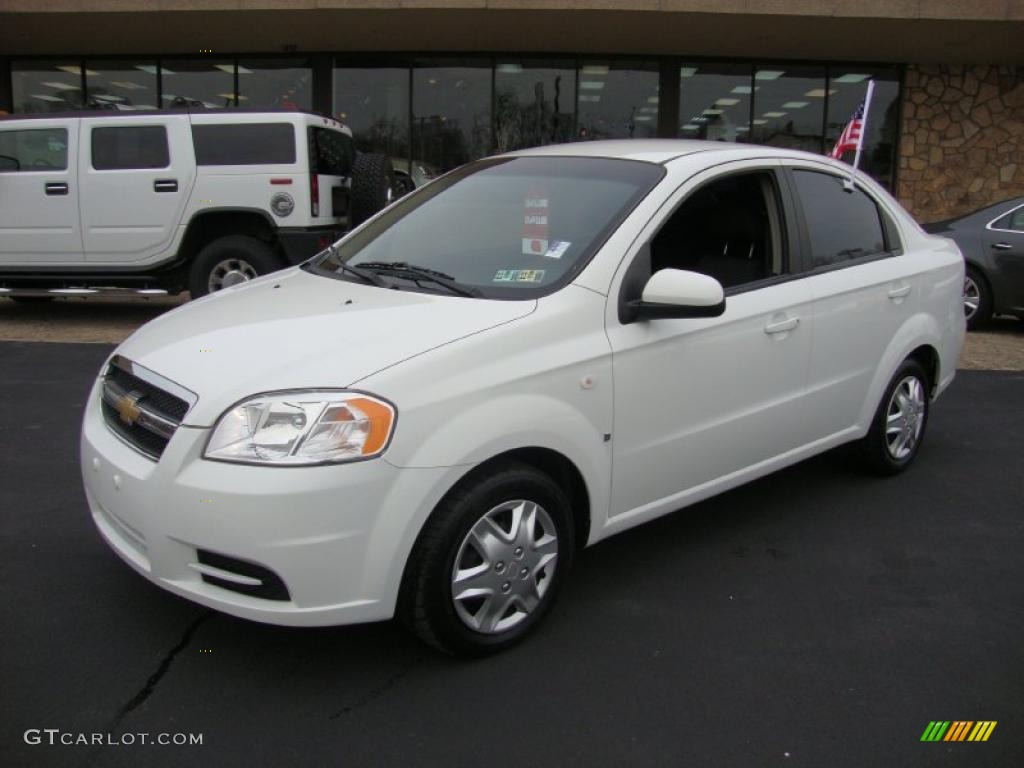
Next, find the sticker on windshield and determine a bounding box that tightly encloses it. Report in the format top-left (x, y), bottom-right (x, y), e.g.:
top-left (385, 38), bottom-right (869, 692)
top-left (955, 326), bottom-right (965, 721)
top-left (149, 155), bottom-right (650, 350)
top-left (494, 269), bottom-right (546, 283)
top-left (522, 187), bottom-right (550, 256)
top-left (542, 240), bottom-right (571, 260)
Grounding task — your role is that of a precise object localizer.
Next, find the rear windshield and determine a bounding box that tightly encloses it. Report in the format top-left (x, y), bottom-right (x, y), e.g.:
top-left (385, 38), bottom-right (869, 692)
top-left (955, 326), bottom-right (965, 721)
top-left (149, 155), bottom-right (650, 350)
top-left (191, 123), bottom-right (296, 165)
top-left (307, 156), bottom-right (663, 299)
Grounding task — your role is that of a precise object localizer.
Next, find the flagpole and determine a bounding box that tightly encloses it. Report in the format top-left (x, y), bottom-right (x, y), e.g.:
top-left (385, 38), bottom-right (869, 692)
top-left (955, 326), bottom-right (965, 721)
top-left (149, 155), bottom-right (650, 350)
top-left (849, 79), bottom-right (876, 186)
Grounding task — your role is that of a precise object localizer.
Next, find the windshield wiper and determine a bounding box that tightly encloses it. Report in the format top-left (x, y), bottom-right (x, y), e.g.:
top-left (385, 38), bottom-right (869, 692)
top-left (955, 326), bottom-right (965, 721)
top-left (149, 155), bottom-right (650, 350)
top-left (355, 261), bottom-right (483, 298)
top-left (322, 246), bottom-right (388, 287)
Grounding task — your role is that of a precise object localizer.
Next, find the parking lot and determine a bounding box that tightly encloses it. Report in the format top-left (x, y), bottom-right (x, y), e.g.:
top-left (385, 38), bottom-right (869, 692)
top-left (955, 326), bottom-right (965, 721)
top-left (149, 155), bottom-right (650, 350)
top-left (1, 332), bottom-right (1022, 767)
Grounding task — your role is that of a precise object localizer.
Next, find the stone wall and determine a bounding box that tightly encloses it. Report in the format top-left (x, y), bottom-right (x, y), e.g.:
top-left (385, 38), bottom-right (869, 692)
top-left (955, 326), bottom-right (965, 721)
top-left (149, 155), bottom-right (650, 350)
top-left (898, 64), bottom-right (1024, 224)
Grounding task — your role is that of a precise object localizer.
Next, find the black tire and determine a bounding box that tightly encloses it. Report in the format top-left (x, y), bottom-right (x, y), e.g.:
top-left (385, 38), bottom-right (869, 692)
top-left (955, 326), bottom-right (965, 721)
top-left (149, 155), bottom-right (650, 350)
top-left (398, 461), bottom-right (575, 656)
top-left (188, 235), bottom-right (283, 299)
top-left (859, 358), bottom-right (931, 476)
top-left (350, 153), bottom-right (393, 227)
top-left (964, 265), bottom-right (993, 330)
top-left (8, 296), bottom-right (54, 304)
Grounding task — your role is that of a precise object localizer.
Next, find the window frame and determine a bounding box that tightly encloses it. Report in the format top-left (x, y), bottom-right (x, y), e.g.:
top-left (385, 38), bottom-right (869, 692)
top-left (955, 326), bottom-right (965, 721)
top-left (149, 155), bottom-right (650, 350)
top-left (89, 124), bottom-right (170, 171)
top-left (987, 202), bottom-right (1024, 234)
top-left (782, 165), bottom-right (903, 275)
top-left (618, 164), bottom-right (799, 317)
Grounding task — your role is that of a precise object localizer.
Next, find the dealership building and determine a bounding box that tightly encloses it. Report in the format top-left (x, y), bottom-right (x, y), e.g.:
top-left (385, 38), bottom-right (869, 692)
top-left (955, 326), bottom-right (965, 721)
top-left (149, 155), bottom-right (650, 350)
top-left (1, 0), bottom-right (1022, 223)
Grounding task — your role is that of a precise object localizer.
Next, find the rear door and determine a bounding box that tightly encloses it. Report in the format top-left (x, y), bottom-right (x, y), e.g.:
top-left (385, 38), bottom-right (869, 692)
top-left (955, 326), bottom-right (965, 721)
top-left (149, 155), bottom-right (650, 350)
top-left (79, 115), bottom-right (194, 263)
top-left (0, 119), bottom-right (83, 264)
top-left (786, 164), bottom-right (916, 438)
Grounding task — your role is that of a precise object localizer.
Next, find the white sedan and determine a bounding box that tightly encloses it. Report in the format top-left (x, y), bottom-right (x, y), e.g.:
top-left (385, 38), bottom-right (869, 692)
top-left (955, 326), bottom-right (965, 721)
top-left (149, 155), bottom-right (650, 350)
top-left (81, 140), bottom-right (965, 655)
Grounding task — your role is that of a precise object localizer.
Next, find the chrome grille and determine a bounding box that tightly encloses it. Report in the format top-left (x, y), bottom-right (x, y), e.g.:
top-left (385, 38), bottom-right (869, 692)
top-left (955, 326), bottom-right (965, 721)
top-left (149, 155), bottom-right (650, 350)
top-left (100, 356), bottom-right (196, 460)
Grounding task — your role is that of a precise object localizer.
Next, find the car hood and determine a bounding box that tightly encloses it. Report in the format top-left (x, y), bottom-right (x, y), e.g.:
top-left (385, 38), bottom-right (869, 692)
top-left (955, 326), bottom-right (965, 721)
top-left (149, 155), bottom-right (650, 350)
top-left (114, 267), bottom-right (535, 426)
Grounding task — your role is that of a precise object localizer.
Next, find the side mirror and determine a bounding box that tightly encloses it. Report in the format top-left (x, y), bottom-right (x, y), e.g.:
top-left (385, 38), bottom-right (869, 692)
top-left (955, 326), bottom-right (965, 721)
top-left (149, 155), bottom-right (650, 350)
top-left (628, 268), bottom-right (725, 321)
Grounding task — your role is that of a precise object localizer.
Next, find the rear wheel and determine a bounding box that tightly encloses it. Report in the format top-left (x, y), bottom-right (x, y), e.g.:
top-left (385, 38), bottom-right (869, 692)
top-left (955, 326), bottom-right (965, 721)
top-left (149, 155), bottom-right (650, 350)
top-left (399, 462), bottom-right (574, 656)
top-left (188, 235), bottom-right (283, 299)
top-left (859, 358), bottom-right (930, 476)
top-left (350, 153), bottom-right (393, 227)
top-left (963, 265), bottom-right (992, 330)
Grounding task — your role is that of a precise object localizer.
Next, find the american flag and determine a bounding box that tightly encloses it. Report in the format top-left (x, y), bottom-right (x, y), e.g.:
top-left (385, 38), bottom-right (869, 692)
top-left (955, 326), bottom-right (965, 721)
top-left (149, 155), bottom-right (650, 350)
top-left (830, 102), bottom-right (864, 159)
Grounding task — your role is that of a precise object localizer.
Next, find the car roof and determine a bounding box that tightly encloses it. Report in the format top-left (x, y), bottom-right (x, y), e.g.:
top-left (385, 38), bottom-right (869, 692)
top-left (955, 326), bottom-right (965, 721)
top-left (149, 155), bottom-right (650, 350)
top-left (502, 139), bottom-right (829, 165)
top-left (0, 108), bottom-right (329, 122)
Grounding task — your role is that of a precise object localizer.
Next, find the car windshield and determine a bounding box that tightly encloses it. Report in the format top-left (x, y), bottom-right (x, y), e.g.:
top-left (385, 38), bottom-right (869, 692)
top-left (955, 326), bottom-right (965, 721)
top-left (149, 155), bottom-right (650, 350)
top-left (306, 156), bottom-right (664, 299)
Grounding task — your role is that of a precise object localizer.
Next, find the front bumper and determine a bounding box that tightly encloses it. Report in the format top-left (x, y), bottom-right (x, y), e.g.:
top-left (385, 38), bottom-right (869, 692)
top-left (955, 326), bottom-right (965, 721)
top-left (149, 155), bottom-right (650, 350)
top-left (80, 376), bottom-right (458, 627)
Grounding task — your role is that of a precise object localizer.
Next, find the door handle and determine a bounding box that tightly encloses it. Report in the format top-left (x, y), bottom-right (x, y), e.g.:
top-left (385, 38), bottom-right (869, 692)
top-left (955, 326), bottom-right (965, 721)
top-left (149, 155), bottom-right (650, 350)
top-left (153, 179), bottom-right (178, 193)
top-left (764, 316), bottom-right (800, 335)
top-left (887, 284), bottom-right (912, 299)
top-left (991, 242), bottom-right (1012, 250)
top-left (44, 182), bottom-right (69, 196)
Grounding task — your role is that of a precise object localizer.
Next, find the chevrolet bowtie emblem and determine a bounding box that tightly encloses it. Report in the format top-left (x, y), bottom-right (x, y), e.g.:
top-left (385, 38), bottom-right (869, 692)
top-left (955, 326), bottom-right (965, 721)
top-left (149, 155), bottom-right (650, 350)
top-left (116, 391), bottom-right (144, 426)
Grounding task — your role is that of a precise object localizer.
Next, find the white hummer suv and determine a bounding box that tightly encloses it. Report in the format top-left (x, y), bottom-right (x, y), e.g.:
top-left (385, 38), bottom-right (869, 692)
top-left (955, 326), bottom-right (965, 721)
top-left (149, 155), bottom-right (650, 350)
top-left (0, 110), bottom-right (393, 299)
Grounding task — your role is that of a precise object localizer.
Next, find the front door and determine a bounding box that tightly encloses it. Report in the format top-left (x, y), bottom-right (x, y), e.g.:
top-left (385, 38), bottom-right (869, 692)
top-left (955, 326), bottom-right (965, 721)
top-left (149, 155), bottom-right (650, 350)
top-left (0, 119), bottom-right (83, 264)
top-left (606, 162), bottom-right (813, 524)
top-left (983, 204), bottom-right (1024, 311)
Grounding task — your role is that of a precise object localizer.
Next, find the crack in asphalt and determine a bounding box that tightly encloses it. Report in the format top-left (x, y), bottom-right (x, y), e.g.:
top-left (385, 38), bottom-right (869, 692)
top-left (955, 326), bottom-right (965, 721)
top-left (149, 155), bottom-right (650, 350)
top-left (329, 654), bottom-right (424, 720)
top-left (107, 611), bottom-right (213, 731)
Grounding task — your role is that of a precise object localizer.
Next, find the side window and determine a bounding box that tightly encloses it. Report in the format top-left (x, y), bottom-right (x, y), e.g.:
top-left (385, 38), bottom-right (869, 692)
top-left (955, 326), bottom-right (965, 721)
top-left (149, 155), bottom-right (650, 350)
top-left (992, 207), bottom-right (1024, 232)
top-left (91, 126), bottom-right (169, 170)
top-left (792, 170), bottom-right (887, 268)
top-left (649, 170), bottom-right (786, 290)
top-left (191, 123), bottom-right (296, 165)
top-left (309, 127), bottom-right (352, 176)
top-left (0, 128), bottom-right (68, 172)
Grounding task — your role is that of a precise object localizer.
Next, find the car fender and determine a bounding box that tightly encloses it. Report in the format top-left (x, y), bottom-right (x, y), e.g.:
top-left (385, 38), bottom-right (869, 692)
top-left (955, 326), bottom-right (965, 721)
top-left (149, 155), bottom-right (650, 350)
top-left (856, 311), bottom-right (947, 431)
top-left (361, 393), bottom-right (611, 615)
top-left (393, 391), bottom-right (610, 529)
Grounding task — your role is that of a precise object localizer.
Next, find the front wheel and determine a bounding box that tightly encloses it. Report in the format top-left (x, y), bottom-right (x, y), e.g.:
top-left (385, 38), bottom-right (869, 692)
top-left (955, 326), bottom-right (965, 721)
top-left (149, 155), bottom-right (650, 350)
top-left (964, 265), bottom-right (992, 330)
top-left (399, 462), bottom-right (574, 656)
top-left (859, 358), bottom-right (931, 476)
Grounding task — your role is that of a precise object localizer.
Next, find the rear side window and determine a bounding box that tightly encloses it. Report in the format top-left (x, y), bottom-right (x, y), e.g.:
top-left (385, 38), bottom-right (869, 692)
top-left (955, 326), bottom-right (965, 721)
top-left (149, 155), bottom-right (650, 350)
top-left (992, 206), bottom-right (1024, 232)
top-left (192, 123), bottom-right (296, 165)
top-left (309, 127), bottom-right (352, 176)
top-left (0, 128), bottom-right (68, 172)
top-left (792, 170), bottom-right (887, 268)
top-left (92, 126), bottom-right (169, 170)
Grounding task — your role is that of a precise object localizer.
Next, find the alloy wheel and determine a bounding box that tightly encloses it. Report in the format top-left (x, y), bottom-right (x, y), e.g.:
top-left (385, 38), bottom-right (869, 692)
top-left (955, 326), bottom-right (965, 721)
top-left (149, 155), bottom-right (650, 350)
top-left (963, 274), bottom-right (981, 321)
top-left (885, 375), bottom-right (926, 460)
top-left (208, 258), bottom-right (259, 292)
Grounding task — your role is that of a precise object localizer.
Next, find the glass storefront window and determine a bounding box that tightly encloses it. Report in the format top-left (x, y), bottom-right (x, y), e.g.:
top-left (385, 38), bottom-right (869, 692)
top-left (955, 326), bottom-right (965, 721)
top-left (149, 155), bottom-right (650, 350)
top-left (677, 63), bottom-right (753, 141)
top-left (84, 60), bottom-right (158, 110)
top-left (749, 65), bottom-right (826, 152)
top-left (412, 60), bottom-right (491, 174)
top-left (11, 61), bottom-right (84, 113)
top-left (576, 61), bottom-right (659, 140)
top-left (160, 60), bottom-right (235, 109)
top-left (826, 68), bottom-right (900, 190)
top-left (494, 60), bottom-right (576, 152)
top-left (238, 58), bottom-right (312, 111)
top-left (334, 65), bottom-right (410, 166)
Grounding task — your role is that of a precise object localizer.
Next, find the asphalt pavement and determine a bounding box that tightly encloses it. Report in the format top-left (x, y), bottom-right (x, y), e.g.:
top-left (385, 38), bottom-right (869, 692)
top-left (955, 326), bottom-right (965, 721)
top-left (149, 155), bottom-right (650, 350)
top-left (1, 340), bottom-right (1022, 768)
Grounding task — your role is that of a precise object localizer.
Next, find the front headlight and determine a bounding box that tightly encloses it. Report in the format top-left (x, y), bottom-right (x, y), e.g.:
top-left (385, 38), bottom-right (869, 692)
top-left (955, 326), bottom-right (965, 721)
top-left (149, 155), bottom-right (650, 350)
top-left (204, 391), bottom-right (396, 466)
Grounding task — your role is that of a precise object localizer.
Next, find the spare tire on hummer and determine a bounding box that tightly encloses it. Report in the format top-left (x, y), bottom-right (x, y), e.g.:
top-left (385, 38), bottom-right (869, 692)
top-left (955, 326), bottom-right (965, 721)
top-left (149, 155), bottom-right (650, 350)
top-left (350, 153), bottom-right (394, 228)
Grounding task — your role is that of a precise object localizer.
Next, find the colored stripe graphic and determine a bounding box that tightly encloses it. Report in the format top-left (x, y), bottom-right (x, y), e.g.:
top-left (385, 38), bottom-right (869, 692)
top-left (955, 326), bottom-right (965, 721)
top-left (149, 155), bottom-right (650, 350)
top-left (921, 721), bottom-right (996, 742)
top-left (944, 721), bottom-right (972, 741)
top-left (968, 722), bottom-right (997, 741)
